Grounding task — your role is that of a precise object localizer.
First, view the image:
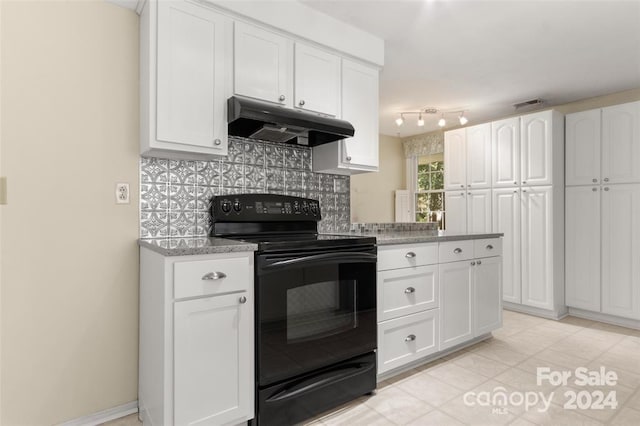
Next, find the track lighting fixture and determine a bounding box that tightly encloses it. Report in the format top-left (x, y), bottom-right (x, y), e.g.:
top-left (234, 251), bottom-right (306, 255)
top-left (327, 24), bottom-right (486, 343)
top-left (393, 108), bottom-right (469, 129)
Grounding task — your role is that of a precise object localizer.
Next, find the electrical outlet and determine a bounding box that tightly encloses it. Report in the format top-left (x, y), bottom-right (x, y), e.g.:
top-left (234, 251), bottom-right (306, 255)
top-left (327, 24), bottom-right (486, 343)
top-left (116, 183), bottom-right (130, 204)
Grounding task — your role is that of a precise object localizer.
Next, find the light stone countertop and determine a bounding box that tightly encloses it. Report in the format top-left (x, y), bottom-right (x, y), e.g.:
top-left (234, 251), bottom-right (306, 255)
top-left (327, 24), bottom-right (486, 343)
top-left (138, 237), bottom-right (257, 256)
top-left (343, 230), bottom-right (503, 245)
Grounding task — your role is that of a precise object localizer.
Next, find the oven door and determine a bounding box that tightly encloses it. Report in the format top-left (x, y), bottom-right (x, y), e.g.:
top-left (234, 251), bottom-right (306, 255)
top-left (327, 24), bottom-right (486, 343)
top-left (256, 245), bottom-right (377, 387)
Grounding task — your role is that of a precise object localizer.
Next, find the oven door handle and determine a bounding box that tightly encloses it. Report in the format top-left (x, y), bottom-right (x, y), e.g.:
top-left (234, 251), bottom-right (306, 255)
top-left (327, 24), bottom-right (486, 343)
top-left (260, 252), bottom-right (376, 271)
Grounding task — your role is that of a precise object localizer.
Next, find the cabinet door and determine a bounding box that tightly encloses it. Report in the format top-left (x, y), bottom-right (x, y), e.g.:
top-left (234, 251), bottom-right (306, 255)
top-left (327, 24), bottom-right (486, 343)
top-left (444, 128), bottom-right (467, 190)
top-left (340, 59), bottom-right (379, 170)
top-left (439, 261), bottom-right (474, 350)
top-left (493, 188), bottom-right (521, 304)
top-left (156, 1), bottom-right (228, 153)
top-left (475, 256), bottom-right (502, 336)
top-left (174, 292), bottom-right (253, 426)
top-left (466, 123), bottom-right (492, 189)
top-left (565, 186), bottom-right (601, 312)
top-left (234, 22), bottom-right (292, 106)
top-left (602, 101), bottom-right (640, 184)
top-left (521, 186), bottom-right (554, 310)
top-left (601, 184), bottom-right (640, 319)
top-left (566, 109), bottom-right (601, 186)
top-left (492, 117), bottom-right (520, 188)
top-left (466, 189), bottom-right (492, 233)
top-left (521, 111), bottom-right (553, 186)
top-left (444, 191), bottom-right (467, 233)
top-left (395, 190), bottom-right (412, 222)
top-left (294, 43), bottom-right (340, 116)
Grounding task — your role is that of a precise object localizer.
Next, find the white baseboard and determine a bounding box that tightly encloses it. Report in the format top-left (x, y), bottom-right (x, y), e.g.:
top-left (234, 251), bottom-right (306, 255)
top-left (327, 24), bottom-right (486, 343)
top-left (503, 302), bottom-right (568, 320)
top-left (58, 401), bottom-right (138, 426)
top-left (568, 308), bottom-right (640, 330)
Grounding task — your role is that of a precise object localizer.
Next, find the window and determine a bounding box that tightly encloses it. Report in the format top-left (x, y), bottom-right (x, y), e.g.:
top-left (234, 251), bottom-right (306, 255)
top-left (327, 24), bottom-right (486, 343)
top-left (414, 154), bottom-right (445, 229)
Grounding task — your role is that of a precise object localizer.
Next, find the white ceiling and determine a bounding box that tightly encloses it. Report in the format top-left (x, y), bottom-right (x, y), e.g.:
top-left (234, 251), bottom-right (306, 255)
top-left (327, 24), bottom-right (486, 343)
top-left (301, 0), bottom-right (640, 137)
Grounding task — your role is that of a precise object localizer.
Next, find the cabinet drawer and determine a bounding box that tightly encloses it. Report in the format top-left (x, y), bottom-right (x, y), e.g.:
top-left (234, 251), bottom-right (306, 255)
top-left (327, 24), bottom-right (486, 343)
top-left (438, 240), bottom-right (474, 263)
top-left (377, 310), bottom-right (439, 374)
top-left (174, 255), bottom-right (252, 299)
top-left (377, 243), bottom-right (438, 271)
top-left (474, 238), bottom-right (502, 258)
top-left (378, 265), bottom-right (438, 321)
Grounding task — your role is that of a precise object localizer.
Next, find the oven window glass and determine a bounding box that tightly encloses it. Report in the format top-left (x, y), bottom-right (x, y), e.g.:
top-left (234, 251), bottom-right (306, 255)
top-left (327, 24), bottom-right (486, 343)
top-left (286, 279), bottom-right (357, 342)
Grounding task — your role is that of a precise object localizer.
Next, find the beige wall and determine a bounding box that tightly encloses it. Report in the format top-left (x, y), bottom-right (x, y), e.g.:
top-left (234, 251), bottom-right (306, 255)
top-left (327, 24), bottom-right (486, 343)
top-left (0, 1), bottom-right (139, 424)
top-left (351, 88), bottom-right (640, 223)
top-left (350, 134), bottom-right (405, 223)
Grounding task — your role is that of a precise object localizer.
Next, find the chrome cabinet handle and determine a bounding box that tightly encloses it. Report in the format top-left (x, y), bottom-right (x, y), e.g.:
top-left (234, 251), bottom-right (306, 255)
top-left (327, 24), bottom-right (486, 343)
top-left (405, 252), bottom-right (416, 258)
top-left (513, 181), bottom-right (517, 185)
top-left (460, 184), bottom-right (464, 188)
top-left (202, 272), bottom-right (226, 280)
top-left (592, 187), bottom-right (597, 192)
top-left (471, 261), bottom-right (476, 266)
top-left (523, 181), bottom-right (527, 184)
top-left (239, 296), bottom-right (247, 304)
top-left (604, 178), bottom-right (609, 182)
top-left (213, 139), bottom-right (221, 146)
top-left (453, 248), bottom-right (462, 254)
top-left (604, 187), bottom-right (610, 191)
top-left (298, 100), bottom-right (305, 106)
top-left (278, 95), bottom-right (285, 101)
top-left (486, 244), bottom-right (493, 250)
top-left (404, 287), bottom-right (416, 294)
top-left (592, 178), bottom-right (598, 183)
top-left (477, 260), bottom-right (482, 265)
top-left (405, 334), bottom-right (416, 342)
top-left (345, 156), bottom-right (352, 161)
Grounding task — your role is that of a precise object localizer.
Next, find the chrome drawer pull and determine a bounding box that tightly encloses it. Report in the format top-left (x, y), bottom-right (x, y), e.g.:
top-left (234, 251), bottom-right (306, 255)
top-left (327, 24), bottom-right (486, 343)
top-left (202, 272), bottom-right (226, 280)
top-left (404, 287), bottom-right (416, 294)
top-left (405, 334), bottom-right (416, 342)
top-left (454, 248), bottom-right (462, 254)
top-left (486, 244), bottom-right (494, 250)
top-left (239, 296), bottom-right (247, 304)
top-left (477, 260), bottom-right (482, 265)
top-left (405, 252), bottom-right (416, 258)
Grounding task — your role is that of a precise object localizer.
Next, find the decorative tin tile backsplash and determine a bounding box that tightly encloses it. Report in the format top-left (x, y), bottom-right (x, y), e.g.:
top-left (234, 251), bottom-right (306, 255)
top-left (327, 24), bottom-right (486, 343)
top-left (140, 137), bottom-right (350, 238)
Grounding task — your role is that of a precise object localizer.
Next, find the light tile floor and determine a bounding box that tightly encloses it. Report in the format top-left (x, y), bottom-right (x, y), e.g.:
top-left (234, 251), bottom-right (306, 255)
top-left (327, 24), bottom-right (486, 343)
top-left (106, 310), bottom-right (640, 426)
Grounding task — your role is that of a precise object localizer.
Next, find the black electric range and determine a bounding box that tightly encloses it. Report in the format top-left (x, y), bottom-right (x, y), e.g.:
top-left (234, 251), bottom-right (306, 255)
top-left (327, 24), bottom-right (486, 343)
top-left (209, 193), bottom-right (378, 426)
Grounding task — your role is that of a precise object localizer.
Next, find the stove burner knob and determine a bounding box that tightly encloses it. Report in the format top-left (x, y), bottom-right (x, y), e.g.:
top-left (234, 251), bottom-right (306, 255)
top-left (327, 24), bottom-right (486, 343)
top-left (310, 203), bottom-right (318, 214)
top-left (233, 201), bottom-right (242, 212)
top-left (221, 201), bottom-right (231, 213)
top-left (293, 202), bottom-right (300, 213)
top-left (302, 202), bottom-right (309, 213)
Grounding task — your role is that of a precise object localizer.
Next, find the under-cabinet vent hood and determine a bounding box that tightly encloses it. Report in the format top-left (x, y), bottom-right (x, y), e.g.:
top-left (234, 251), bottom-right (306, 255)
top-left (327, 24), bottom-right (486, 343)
top-left (227, 96), bottom-right (355, 146)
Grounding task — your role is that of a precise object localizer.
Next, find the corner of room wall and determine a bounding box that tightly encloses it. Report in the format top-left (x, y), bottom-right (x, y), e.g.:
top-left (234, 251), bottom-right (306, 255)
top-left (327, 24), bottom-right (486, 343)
top-left (350, 134), bottom-right (405, 223)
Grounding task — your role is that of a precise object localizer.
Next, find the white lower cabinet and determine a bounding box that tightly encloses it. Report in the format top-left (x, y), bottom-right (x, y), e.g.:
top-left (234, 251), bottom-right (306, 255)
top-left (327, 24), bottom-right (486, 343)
top-left (377, 238), bottom-right (502, 376)
top-left (439, 240), bottom-right (503, 351)
top-left (139, 249), bottom-right (254, 426)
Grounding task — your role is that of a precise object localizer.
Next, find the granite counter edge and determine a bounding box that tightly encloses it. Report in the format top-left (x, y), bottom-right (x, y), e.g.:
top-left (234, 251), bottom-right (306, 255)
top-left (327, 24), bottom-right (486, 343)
top-left (138, 238), bottom-right (258, 256)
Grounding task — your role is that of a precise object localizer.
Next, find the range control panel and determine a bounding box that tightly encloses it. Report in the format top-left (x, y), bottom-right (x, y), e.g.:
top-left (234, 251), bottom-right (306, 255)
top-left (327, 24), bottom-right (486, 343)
top-left (210, 194), bottom-right (321, 222)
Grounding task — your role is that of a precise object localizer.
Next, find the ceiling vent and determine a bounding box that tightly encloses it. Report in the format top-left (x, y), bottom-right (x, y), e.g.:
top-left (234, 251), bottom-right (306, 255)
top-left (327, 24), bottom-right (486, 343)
top-left (513, 98), bottom-right (544, 109)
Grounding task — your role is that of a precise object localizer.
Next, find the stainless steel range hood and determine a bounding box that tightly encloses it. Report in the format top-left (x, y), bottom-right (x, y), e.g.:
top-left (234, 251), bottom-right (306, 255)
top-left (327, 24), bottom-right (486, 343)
top-left (227, 96), bottom-right (355, 146)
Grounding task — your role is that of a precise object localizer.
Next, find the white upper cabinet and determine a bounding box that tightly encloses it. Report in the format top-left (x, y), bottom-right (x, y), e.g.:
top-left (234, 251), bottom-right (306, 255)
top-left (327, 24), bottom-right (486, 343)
top-left (444, 128), bottom-right (466, 190)
top-left (466, 189), bottom-right (492, 234)
top-left (444, 191), bottom-right (467, 233)
top-left (233, 22), bottom-right (342, 118)
top-left (602, 101), bottom-right (640, 184)
top-left (492, 117), bottom-right (521, 187)
top-left (294, 43), bottom-right (341, 116)
top-left (141, 0), bottom-right (231, 158)
top-left (445, 124), bottom-right (491, 190)
top-left (566, 109), bottom-right (601, 186)
top-left (521, 111), bottom-right (553, 186)
top-left (466, 123), bottom-right (492, 189)
top-left (313, 59), bottom-right (379, 174)
top-left (233, 22), bottom-right (293, 107)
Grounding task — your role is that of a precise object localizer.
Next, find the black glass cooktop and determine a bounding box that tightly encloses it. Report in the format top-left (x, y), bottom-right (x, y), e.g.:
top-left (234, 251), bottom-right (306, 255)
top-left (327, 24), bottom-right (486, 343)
top-left (223, 233), bottom-right (376, 252)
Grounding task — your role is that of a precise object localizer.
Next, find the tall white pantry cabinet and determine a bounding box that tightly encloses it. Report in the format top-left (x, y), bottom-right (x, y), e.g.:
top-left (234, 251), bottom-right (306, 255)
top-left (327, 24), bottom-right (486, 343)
top-left (444, 110), bottom-right (566, 319)
top-left (565, 101), bottom-right (640, 325)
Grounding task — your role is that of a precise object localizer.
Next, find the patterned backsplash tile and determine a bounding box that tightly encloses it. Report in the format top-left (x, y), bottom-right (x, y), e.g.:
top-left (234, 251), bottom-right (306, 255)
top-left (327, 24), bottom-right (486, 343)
top-left (140, 137), bottom-right (350, 238)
